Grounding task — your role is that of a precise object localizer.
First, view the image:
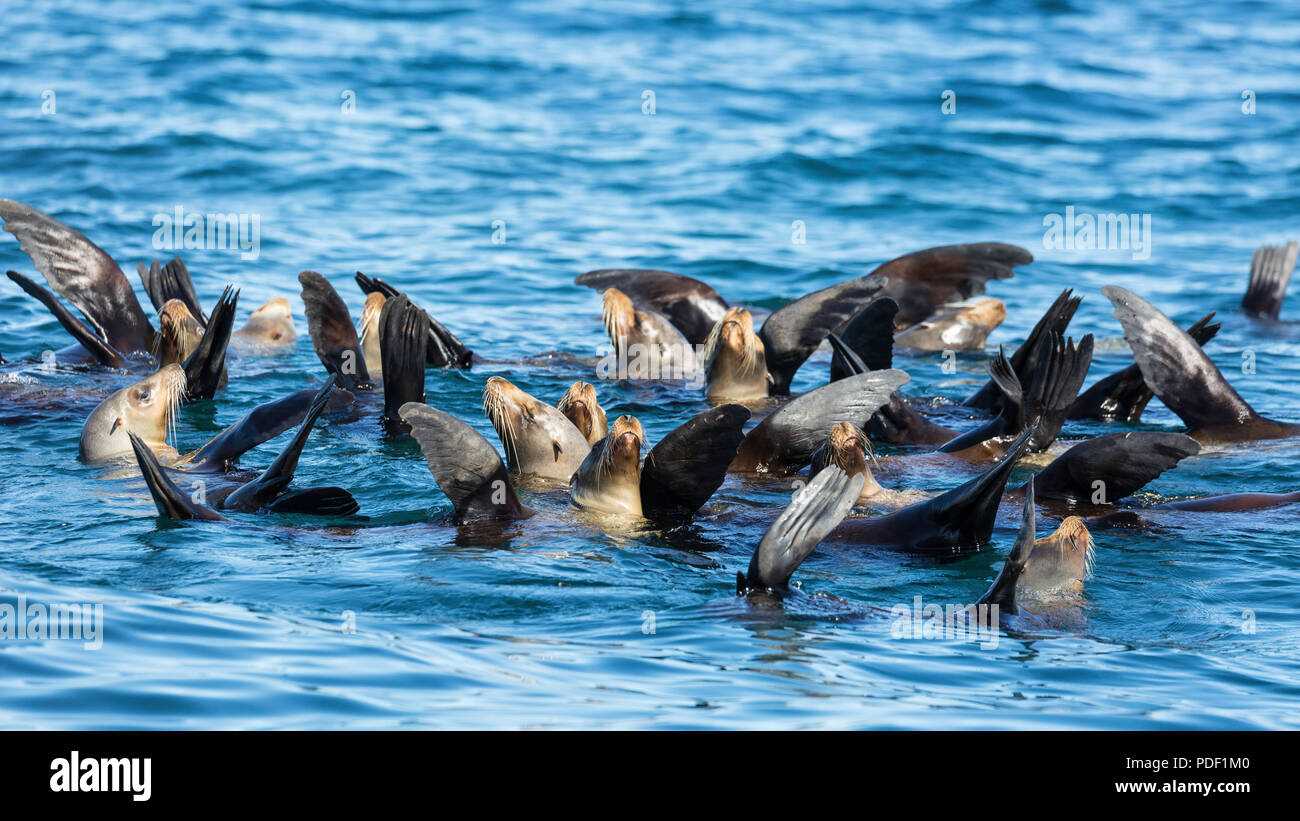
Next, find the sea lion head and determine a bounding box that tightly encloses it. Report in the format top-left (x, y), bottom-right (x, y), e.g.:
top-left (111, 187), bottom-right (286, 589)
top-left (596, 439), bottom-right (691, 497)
top-left (235, 297), bottom-right (296, 345)
top-left (809, 422), bottom-right (883, 499)
top-left (483, 376), bottom-right (591, 481)
top-left (358, 291), bottom-right (387, 374)
top-left (602, 288), bottom-right (637, 353)
top-left (556, 381), bottom-right (608, 446)
top-left (155, 299), bottom-right (204, 367)
top-left (80, 364), bottom-right (186, 462)
top-left (1017, 516), bottom-right (1093, 601)
top-left (703, 307), bottom-right (768, 401)
top-left (570, 414), bottom-right (644, 516)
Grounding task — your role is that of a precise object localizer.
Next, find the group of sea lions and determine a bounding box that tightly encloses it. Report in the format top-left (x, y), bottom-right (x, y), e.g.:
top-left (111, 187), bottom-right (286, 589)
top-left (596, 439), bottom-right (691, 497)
top-left (3, 197), bottom-right (1298, 628)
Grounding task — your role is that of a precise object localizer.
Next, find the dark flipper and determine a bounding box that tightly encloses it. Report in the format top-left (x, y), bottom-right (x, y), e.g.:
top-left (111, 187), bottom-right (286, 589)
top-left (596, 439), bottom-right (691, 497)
top-left (964, 288), bottom-right (1081, 410)
top-left (181, 285), bottom-right (237, 402)
top-left (975, 483), bottom-right (1036, 615)
top-left (877, 425), bottom-right (1034, 553)
top-left (937, 347), bottom-right (1023, 452)
top-left (732, 369), bottom-right (911, 473)
top-left (221, 376), bottom-right (337, 512)
top-left (400, 402), bottom-right (533, 523)
top-left (825, 332), bottom-right (870, 377)
top-left (379, 294), bottom-right (429, 435)
top-left (574, 268), bottom-right (729, 346)
top-left (1242, 241), bottom-right (1298, 319)
top-left (0, 199), bottom-right (155, 354)
top-left (1023, 332), bottom-right (1093, 451)
top-left (758, 274), bottom-right (890, 395)
top-left (871, 243), bottom-right (1033, 328)
top-left (737, 467), bottom-right (865, 595)
top-left (1068, 312), bottom-right (1220, 422)
top-left (1103, 286), bottom-right (1258, 431)
top-left (355, 272), bottom-right (472, 368)
top-left (1028, 432), bottom-right (1200, 504)
top-left (866, 393), bottom-right (959, 445)
top-left (6, 270), bottom-right (127, 367)
top-left (641, 404), bottom-right (750, 520)
top-left (264, 487), bottom-right (359, 516)
top-left (139, 257), bottom-right (206, 325)
top-left (830, 297), bottom-right (897, 380)
top-left (183, 384), bottom-right (354, 473)
top-left (300, 270), bottom-right (372, 390)
top-left (128, 432), bottom-right (227, 521)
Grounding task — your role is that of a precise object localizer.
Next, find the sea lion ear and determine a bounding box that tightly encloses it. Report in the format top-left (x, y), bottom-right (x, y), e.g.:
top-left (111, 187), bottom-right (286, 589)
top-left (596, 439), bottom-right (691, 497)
top-left (400, 402), bottom-right (533, 524)
top-left (553, 442), bottom-right (563, 461)
top-left (640, 404), bottom-right (750, 521)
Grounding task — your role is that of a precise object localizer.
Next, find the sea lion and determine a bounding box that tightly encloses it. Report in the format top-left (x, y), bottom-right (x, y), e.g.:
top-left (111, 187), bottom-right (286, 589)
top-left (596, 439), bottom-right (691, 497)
top-left (822, 425), bottom-right (1034, 555)
top-left (894, 298), bottom-right (1007, 352)
top-left (575, 243), bottom-right (1033, 345)
top-left (736, 466), bottom-right (866, 596)
top-left (235, 297), bottom-right (297, 346)
top-left (138, 257), bottom-right (206, 326)
top-left (482, 376), bottom-right (591, 481)
top-left (1104, 285), bottom-right (1300, 442)
top-left (601, 287), bottom-right (697, 380)
top-left (977, 484), bottom-right (1093, 618)
top-left (156, 299), bottom-right (204, 367)
top-left (808, 422), bottom-right (926, 506)
top-left (80, 364), bottom-right (187, 462)
top-left (570, 415), bottom-right (646, 516)
top-left (570, 406), bottom-right (751, 519)
top-left (1242, 241), bottom-right (1298, 320)
top-left (702, 306), bottom-right (769, 401)
top-left (401, 401), bottom-right (748, 525)
top-left (355, 271), bottom-right (473, 368)
top-left (729, 369), bottom-right (910, 474)
top-left (126, 377), bottom-right (359, 519)
top-left (358, 291), bottom-right (386, 374)
top-left (556, 381), bottom-right (608, 446)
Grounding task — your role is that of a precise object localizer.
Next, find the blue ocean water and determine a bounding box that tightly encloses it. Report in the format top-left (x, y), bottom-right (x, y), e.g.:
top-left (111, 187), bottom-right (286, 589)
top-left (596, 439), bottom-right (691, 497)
top-left (2, 0), bottom-right (1300, 729)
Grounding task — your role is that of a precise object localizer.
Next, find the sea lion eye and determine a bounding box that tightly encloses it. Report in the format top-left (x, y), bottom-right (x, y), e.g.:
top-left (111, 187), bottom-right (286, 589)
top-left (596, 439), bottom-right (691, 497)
top-left (136, 388), bottom-right (152, 402)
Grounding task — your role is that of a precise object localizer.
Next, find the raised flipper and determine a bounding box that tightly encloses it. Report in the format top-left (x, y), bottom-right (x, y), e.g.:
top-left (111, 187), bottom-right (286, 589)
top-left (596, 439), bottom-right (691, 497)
top-left (355, 272), bottom-right (472, 368)
top-left (5, 269), bottom-right (127, 367)
top-left (574, 268), bottom-right (728, 346)
top-left (300, 270), bottom-right (372, 390)
top-left (128, 432), bottom-right (227, 521)
top-left (1068, 312), bottom-right (1219, 422)
top-left (139, 257), bottom-right (206, 325)
top-left (975, 483), bottom-right (1036, 615)
top-left (758, 274), bottom-right (890, 395)
top-left (640, 404), bottom-right (750, 520)
top-left (880, 424), bottom-right (1034, 553)
top-left (1242, 241), bottom-right (1298, 319)
top-left (1103, 286), bottom-right (1260, 433)
top-left (830, 297), bottom-right (897, 380)
top-left (866, 394), bottom-right (959, 445)
top-left (181, 384), bottom-right (355, 473)
top-left (221, 376), bottom-right (337, 512)
top-left (825, 332), bottom-right (870, 377)
top-left (1028, 432), bottom-right (1199, 504)
top-left (731, 369), bottom-right (911, 473)
top-left (870, 242), bottom-right (1033, 328)
top-left (379, 294), bottom-right (429, 434)
top-left (0, 199), bottom-right (155, 355)
top-left (180, 285), bottom-right (237, 402)
top-left (737, 466), bottom-right (866, 595)
top-left (938, 347), bottom-right (1024, 452)
top-left (1022, 332), bottom-right (1093, 451)
top-left (964, 288), bottom-right (1081, 410)
top-left (399, 402), bottom-right (533, 523)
